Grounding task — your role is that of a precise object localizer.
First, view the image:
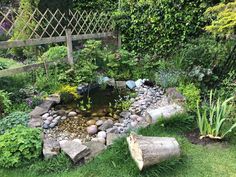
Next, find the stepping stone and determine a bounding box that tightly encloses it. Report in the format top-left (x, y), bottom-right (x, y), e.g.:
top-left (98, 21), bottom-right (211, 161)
top-left (59, 139), bottom-right (90, 163)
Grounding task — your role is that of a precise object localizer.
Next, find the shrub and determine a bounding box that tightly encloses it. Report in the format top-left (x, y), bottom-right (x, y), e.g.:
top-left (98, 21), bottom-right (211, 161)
top-left (154, 69), bottom-right (184, 88)
top-left (114, 0), bottom-right (214, 56)
top-left (178, 83), bottom-right (201, 112)
top-left (39, 46), bottom-right (67, 62)
top-left (57, 85), bottom-right (80, 103)
top-left (0, 90), bottom-right (11, 117)
top-left (104, 49), bottom-right (137, 80)
top-left (196, 90), bottom-right (236, 139)
top-left (0, 125), bottom-right (42, 168)
top-left (0, 112), bottom-right (30, 135)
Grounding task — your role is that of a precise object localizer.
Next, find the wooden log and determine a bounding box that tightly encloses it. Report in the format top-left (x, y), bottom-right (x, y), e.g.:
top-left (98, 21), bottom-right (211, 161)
top-left (127, 133), bottom-right (180, 170)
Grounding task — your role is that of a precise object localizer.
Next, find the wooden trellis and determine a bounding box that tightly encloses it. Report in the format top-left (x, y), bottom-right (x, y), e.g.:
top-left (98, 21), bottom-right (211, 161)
top-left (0, 8), bottom-right (116, 49)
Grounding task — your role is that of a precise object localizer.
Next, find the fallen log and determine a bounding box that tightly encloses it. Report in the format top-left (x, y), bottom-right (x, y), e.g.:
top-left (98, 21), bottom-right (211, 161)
top-left (127, 133), bottom-right (180, 170)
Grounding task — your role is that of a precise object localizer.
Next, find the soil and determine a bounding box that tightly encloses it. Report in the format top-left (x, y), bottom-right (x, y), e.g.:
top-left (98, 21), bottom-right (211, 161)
top-left (185, 129), bottom-right (224, 146)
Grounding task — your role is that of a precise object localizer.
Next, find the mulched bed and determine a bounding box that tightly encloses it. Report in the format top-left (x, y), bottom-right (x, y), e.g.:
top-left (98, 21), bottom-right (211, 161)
top-left (185, 129), bottom-right (224, 146)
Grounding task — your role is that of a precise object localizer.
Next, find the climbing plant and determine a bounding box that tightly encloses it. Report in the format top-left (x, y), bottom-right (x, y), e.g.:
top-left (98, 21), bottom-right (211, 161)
top-left (114, 0), bottom-right (217, 57)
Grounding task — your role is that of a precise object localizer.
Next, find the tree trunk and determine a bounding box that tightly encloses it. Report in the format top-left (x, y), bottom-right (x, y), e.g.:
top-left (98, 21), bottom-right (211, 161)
top-left (127, 133), bottom-right (181, 171)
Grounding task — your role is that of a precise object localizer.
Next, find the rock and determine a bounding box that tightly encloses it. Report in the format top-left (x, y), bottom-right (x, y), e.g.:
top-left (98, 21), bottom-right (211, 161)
top-left (131, 121), bottom-right (138, 127)
top-left (46, 94), bottom-right (61, 104)
top-left (46, 116), bottom-right (53, 122)
top-left (44, 120), bottom-right (51, 125)
top-left (91, 137), bottom-right (106, 144)
top-left (96, 120), bottom-right (104, 126)
top-left (135, 79), bottom-right (145, 88)
top-left (57, 110), bottom-right (66, 116)
top-left (61, 116), bottom-right (67, 120)
top-left (59, 140), bottom-right (90, 163)
top-left (126, 80), bottom-right (136, 90)
top-left (97, 131), bottom-right (107, 139)
top-left (43, 124), bottom-right (49, 129)
top-left (43, 138), bottom-right (60, 159)
top-left (98, 120), bottom-right (113, 131)
top-left (106, 133), bottom-right (121, 146)
top-left (42, 113), bottom-right (50, 119)
top-left (86, 119), bottom-right (96, 126)
top-left (146, 104), bottom-right (183, 123)
top-left (87, 125), bottom-right (98, 135)
top-left (84, 141), bottom-right (106, 161)
top-left (106, 127), bottom-right (119, 134)
top-left (49, 123), bottom-right (57, 128)
top-left (119, 111), bottom-right (131, 119)
top-left (130, 114), bottom-right (139, 120)
top-left (137, 116), bottom-right (145, 122)
top-left (68, 111), bottom-right (77, 117)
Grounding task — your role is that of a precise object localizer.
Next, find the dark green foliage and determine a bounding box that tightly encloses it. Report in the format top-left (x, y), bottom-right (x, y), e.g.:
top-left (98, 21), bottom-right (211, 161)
top-left (73, 0), bottom-right (118, 11)
top-left (114, 0), bottom-right (215, 56)
top-left (173, 36), bottom-right (235, 88)
top-left (29, 153), bottom-right (72, 175)
top-left (0, 125), bottom-right (42, 168)
top-left (0, 111), bottom-right (30, 134)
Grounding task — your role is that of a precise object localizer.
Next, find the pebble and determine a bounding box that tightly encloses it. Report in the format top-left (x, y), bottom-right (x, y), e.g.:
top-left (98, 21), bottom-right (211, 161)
top-left (86, 119), bottom-right (96, 126)
top-left (96, 120), bottom-right (104, 126)
top-left (42, 113), bottom-right (49, 119)
top-left (131, 121), bottom-right (138, 127)
top-left (97, 131), bottom-right (107, 139)
top-left (91, 137), bottom-right (106, 144)
top-left (87, 125), bottom-right (98, 135)
top-left (68, 111), bottom-right (77, 117)
top-left (44, 120), bottom-right (51, 125)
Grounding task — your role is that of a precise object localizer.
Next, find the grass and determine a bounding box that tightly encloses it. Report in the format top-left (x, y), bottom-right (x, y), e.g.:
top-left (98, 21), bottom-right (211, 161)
top-left (0, 114), bottom-right (236, 177)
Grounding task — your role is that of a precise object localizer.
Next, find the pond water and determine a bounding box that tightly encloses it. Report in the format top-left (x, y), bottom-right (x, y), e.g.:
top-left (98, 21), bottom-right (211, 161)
top-left (51, 87), bottom-right (128, 140)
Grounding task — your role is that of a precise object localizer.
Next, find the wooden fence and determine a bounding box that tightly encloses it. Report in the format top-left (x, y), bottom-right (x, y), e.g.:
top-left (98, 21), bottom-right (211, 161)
top-left (0, 8), bottom-right (118, 77)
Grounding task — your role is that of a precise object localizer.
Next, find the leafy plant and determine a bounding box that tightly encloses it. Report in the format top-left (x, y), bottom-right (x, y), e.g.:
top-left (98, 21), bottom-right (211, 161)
top-left (0, 125), bottom-right (42, 168)
top-left (0, 112), bottom-right (30, 134)
top-left (78, 97), bottom-right (92, 111)
top-left (155, 69), bottom-right (184, 88)
top-left (196, 90), bottom-right (236, 139)
top-left (104, 49), bottom-right (137, 80)
top-left (39, 46), bottom-right (67, 62)
top-left (178, 83), bottom-right (201, 112)
top-left (0, 90), bottom-right (11, 117)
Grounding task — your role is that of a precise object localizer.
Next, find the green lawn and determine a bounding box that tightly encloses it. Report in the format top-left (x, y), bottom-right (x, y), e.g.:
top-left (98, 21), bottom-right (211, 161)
top-left (1, 114), bottom-right (236, 177)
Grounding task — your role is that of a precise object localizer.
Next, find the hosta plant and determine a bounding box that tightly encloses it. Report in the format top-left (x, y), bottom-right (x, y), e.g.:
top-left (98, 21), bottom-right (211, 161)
top-left (197, 90), bottom-right (236, 139)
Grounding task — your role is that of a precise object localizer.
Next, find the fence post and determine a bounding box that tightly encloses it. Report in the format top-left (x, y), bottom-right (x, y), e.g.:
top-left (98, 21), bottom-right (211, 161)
top-left (66, 29), bottom-right (74, 65)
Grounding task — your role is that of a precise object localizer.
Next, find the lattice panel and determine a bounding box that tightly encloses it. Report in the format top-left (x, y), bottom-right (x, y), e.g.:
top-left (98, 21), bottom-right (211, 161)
top-left (0, 8), bottom-right (114, 40)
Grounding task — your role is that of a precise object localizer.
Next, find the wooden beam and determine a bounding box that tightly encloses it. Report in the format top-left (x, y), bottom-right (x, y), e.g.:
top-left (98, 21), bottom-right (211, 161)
top-left (0, 60), bottom-right (63, 78)
top-left (0, 32), bottom-right (115, 49)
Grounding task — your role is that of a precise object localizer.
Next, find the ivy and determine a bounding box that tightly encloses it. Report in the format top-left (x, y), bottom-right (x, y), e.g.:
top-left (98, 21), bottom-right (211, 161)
top-left (114, 0), bottom-right (216, 57)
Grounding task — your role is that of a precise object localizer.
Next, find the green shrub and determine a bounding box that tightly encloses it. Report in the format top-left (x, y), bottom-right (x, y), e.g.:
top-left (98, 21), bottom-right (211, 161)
top-left (104, 49), bottom-right (137, 80)
top-left (114, 0), bottom-right (214, 56)
top-left (39, 46), bottom-right (67, 62)
top-left (0, 112), bottom-right (30, 135)
top-left (29, 153), bottom-right (72, 175)
top-left (0, 90), bottom-right (11, 117)
top-left (0, 125), bottom-right (42, 168)
top-left (154, 69), bottom-right (184, 88)
top-left (196, 90), bottom-right (236, 139)
top-left (178, 83), bottom-right (201, 112)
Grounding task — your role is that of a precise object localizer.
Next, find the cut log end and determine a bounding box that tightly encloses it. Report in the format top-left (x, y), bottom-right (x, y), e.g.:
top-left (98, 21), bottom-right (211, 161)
top-left (127, 133), bottom-right (180, 171)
